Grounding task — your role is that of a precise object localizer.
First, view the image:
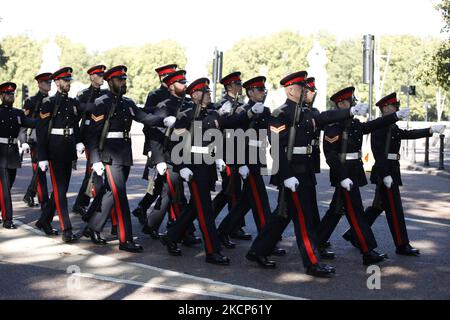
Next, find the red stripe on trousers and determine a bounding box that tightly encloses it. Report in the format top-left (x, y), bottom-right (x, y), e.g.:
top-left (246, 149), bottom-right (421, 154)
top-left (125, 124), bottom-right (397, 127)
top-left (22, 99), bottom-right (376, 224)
top-left (343, 190), bottom-right (369, 253)
top-left (33, 163), bottom-right (44, 203)
top-left (0, 176), bottom-right (6, 221)
top-left (169, 205), bottom-right (176, 221)
top-left (248, 173), bottom-right (266, 228)
top-left (105, 166), bottom-right (125, 243)
top-left (290, 191), bottom-right (318, 265)
top-left (49, 162), bottom-right (65, 230)
top-left (166, 171), bottom-right (180, 217)
top-left (191, 180), bottom-right (214, 254)
top-left (386, 188), bottom-right (404, 246)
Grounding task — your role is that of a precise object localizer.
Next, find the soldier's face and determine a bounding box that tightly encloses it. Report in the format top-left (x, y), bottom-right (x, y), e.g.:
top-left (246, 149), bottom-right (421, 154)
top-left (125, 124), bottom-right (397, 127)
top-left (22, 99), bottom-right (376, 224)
top-left (337, 99), bottom-right (351, 109)
top-left (286, 84), bottom-right (303, 102)
top-left (305, 89), bottom-right (316, 104)
top-left (382, 104), bottom-right (397, 115)
top-left (38, 81), bottom-right (51, 94)
top-left (91, 74), bottom-right (104, 87)
top-left (248, 88), bottom-right (266, 103)
top-left (110, 78), bottom-right (127, 95)
top-left (1, 92), bottom-right (15, 106)
top-left (192, 90), bottom-right (211, 106)
top-left (172, 82), bottom-right (187, 97)
top-left (229, 82), bottom-right (242, 96)
top-left (56, 79), bottom-right (71, 93)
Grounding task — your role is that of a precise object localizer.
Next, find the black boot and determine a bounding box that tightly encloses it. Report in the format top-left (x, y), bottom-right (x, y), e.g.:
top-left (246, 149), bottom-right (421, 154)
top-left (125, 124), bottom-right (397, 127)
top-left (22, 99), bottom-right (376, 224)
top-left (246, 251), bottom-right (276, 268)
top-left (319, 246), bottom-right (335, 260)
top-left (72, 204), bottom-right (87, 216)
top-left (119, 241), bottom-right (143, 253)
top-left (363, 250), bottom-right (386, 266)
top-left (142, 225), bottom-right (160, 240)
top-left (160, 234), bottom-right (181, 256)
top-left (218, 234), bottom-right (236, 249)
top-left (62, 229), bottom-right (79, 243)
top-left (84, 227), bottom-right (106, 245)
top-left (23, 194), bottom-right (36, 207)
top-left (35, 220), bottom-right (58, 236)
top-left (132, 206), bottom-right (148, 226)
top-left (342, 231), bottom-right (360, 249)
top-left (230, 227), bottom-right (252, 240)
top-left (3, 220), bottom-right (17, 229)
top-left (271, 246), bottom-right (286, 256)
top-left (306, 264), bottom-right (336, 277)
top-left (205, 252), bottom-right (230, 265)
top-left (396, 243), bottom-right (420, 256)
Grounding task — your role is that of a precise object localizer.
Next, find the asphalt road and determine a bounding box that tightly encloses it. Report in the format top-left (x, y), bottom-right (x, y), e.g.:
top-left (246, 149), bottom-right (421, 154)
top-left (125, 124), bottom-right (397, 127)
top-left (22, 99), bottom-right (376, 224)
top-left (1, 128), bottom-right (449, 300)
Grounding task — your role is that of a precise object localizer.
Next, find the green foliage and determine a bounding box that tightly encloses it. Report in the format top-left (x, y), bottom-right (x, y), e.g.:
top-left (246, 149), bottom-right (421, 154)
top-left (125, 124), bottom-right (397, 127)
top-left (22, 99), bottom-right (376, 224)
top-left (100, 40), bottom-right (187, 103)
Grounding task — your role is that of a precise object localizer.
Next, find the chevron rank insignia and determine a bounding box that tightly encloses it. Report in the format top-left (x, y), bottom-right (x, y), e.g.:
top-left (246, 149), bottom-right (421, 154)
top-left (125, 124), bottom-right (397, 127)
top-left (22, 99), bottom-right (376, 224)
top-left (40, 112), bottom-right (50, 119)
top-left (91, 114), bottom-right (105, 122)
top-left (324, 135), bottom-right (339, 143)
top-left (173, 128), bottom-right (187, 135)
top-left (270, 125), bottom-right (286, 133)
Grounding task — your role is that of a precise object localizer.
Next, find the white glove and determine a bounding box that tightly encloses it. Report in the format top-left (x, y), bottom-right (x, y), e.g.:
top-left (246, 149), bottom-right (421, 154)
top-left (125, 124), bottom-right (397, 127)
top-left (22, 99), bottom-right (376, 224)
top-left (431, 124), bottom-right (446, 134)
top-left (39, 161), bottom-right (49, 172)
top-left (238, 165), bottom-right (250, 179)
top-left (147, 151), bottom-right (152, 158)
top-left (251, 102), bottom-right (265, 114)
top-left (21, 143), bottom-right (30, 154)
top-left (218, 101), bottom-right (232, 116)
top-left (215, 159), bottom-right (226, 172)
top-left (340, 178), bottom-right (353, 192)
top-left (350, 103), bottom-right (369, 116)
top-left (163, 116), bottom-right (176, 128)
top-left (284, 177), bottom-right (299, 192)
top-left (383, 175), bottom-right (393, 189)
top-left (156, 162), bottom-right (167, 175)
top-left (92, 162), bottom-right (105, 176)
top-left (180, 167), bottom-right (193, 182)
top-left (76, 142), bottom-right (85, 154)
top-left (396, 108), bottom-right (410, 120)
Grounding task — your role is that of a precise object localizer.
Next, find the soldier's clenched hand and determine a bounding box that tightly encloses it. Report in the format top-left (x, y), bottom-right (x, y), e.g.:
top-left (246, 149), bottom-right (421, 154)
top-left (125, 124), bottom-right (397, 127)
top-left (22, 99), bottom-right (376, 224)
top-left (284, 177), bottom-right (299, 192)
top-left (92, 162), bottom-right (105, 176)
top-left (163, 116), bottom-right (176, 128)
top-left (340, 178), bottom-right (353, 191)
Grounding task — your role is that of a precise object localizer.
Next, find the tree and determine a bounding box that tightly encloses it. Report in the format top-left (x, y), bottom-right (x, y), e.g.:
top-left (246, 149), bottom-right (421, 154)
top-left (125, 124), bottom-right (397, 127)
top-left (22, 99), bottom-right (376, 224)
top-left (0, 18), bottom-right (8, 68)
top-left (0, 35), bottom-right (42, 106)
top-left (100, 40), bottom-right (187, 104)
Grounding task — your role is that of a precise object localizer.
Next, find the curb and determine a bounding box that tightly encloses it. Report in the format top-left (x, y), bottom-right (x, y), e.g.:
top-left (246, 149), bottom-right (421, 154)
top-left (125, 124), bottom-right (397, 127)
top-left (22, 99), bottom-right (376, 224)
top-left (403, 162), bottom-right (450, 180)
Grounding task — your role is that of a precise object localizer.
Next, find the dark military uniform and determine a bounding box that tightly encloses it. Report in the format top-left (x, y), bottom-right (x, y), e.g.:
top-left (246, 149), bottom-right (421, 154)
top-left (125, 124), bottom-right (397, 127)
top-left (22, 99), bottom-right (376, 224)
top-left (250, 98), bottom-right (351, 269)
top-left (86, 89), bottom-right (165, 247)
top-left (22, 90), bottom-right (50, 207)
top-left (317, 113), bottom-right (400, 253)
top-left (342, 93), bottom-right (432, 253)
top-left (217, 77), bottom-right (273, 240)
top-left (73, 85), bottom-right (109, 211)
top-left (36, 89), bottom-right (82, 234)
top-left (0, 82), bottom-right (36, 228)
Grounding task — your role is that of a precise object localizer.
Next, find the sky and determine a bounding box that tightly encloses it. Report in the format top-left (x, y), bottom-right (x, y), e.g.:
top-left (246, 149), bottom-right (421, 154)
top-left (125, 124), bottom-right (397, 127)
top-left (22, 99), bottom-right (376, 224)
top-left (0, 0), bottom-right (446, 78)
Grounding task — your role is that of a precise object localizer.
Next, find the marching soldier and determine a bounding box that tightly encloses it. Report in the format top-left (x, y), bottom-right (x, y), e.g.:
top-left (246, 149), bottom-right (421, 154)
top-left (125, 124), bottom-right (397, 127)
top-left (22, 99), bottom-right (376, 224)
top-left (36, 67), bottom-right (86, 242)
top-left (160, 77), bottom-right (230, 265)
top-left (132, 64), bottom-right (178, 228)
top-left (0, 82), bottom-right (36, 229)
top-left (72, 65), bottom-right (109, 217)
top-left (22, 73), bottom-right (52, 210)
top-left (141, 70), bottom-right (200, 246)
top-left (216, 76), bottom-right (278, 251)
top-left (212, 72), bottom-right (251, 241)
top-left (247, 71), bottom-right (358, 276)
top-left (317, 87), bottom-right (411, 265)
top-left (341, 92), bottom-right (446, 256)
top-left (85, 65), bottom-right (175, 251)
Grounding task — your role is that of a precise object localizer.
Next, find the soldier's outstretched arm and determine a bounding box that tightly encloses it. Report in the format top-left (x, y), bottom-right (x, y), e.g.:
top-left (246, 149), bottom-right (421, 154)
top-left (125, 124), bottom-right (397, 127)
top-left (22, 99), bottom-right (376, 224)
top-left (399, 127), bottom-right (433, 140)
top-left (131, 101), bottom-right (164, 127)
top-left (362, 112), bottom-right (399, 134)
top-left (73, 99), bottom-right (83, 144)
top-left (316, 108), bottom-right (352, 128)
top-left (217, 105), bottom-right (251, 129)
top-left (269, 109), bottom-right (293, 182)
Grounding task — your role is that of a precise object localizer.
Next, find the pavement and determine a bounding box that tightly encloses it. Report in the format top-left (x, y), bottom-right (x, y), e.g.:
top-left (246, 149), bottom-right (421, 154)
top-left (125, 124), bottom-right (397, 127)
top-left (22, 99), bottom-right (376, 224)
top-left (1, 125), bottom-right (450, 300)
